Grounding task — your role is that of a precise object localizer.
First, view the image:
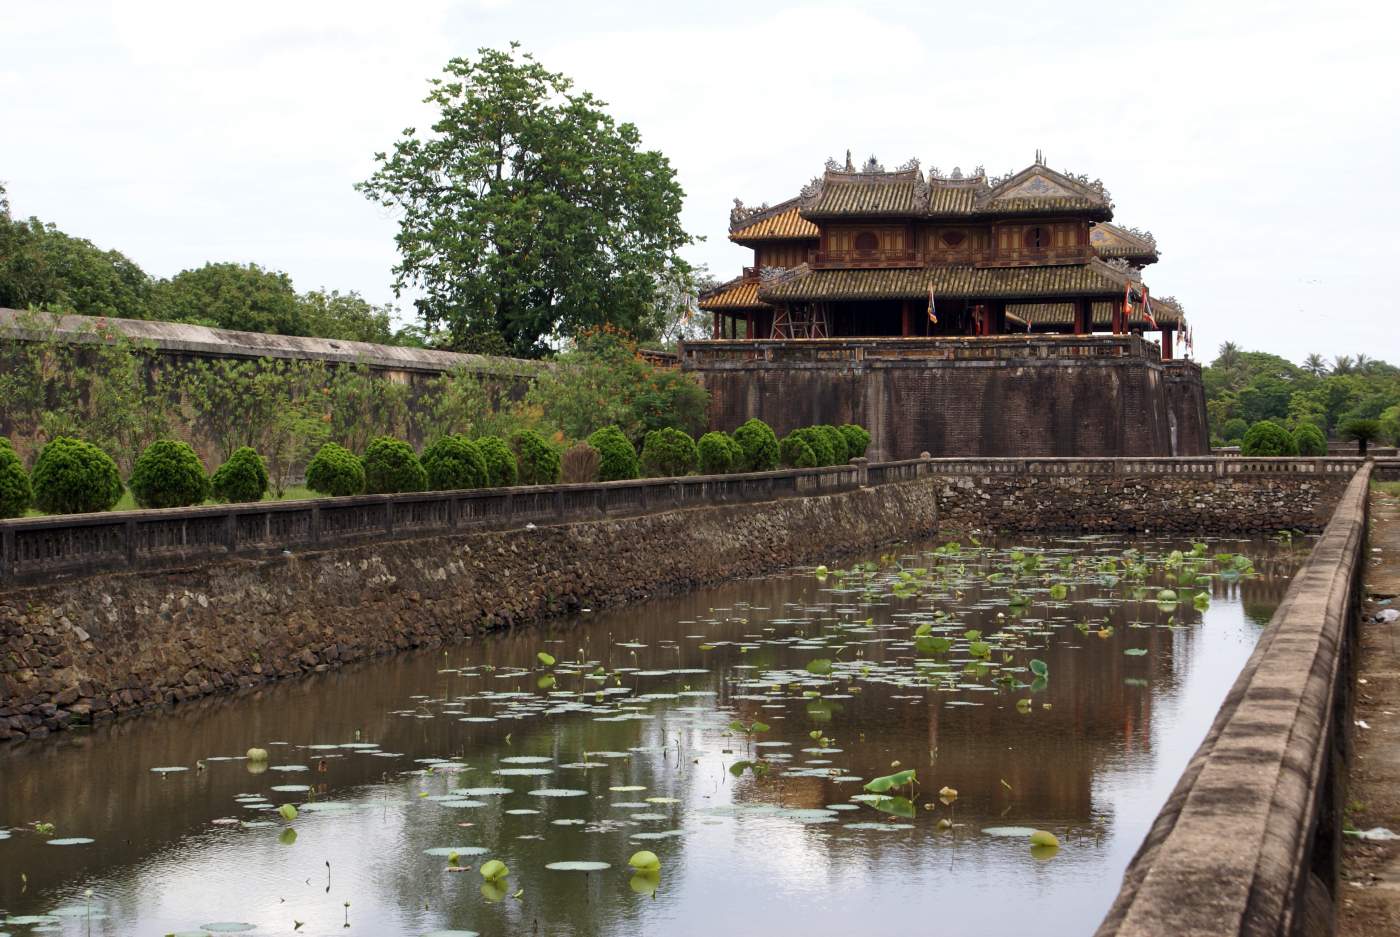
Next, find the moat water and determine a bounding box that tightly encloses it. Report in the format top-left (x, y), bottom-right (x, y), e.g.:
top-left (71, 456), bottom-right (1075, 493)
top-left (0, 534), bottom-right (1307, 937)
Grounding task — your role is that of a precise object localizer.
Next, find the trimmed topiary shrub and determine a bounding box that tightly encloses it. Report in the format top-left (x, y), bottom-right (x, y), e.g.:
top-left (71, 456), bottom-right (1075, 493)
top-left (31, 437), bottom-right (124, 515)
top-left (0, 437), bottom-right (32, 518)
top-left (422, 435), bottom-right (488, 491)
top-left (476, 435), bottom-right (518, 487)
top-left (779, 432), bottom-right (818, 468)
top-left (791, 426), bottom-right (835, 466)
top-left (510, 429), bottom-right (561, 485)
top-left (305, 442), bottom-right (365, 497)
top-left (1291, 423), bottom-right (1327, 457)
top-left (210, 446), bottom-right (268, 503)
top-left (362, 436), bottom-right (428, 494)
top-left (732, 418), bottom-right (779, 472)
top-left (813, 425), bottom-right (848, 464)
top-left (561, 442), bottom-right (601, 483)
top-left (640, 427), bottom-right (698, 477)
top-left (1240, 420), bottom-right (1297, 456)
top-left (130, 439), bottom-right (210, 508)
top-left (697, 431), bottom-right (742, 475)
top-left (1221, 417), bottom-right (1249, 444)
top-left (839, 424), bottom-right (871, 459)
top-left (586, 425), bottom-right (639, 481)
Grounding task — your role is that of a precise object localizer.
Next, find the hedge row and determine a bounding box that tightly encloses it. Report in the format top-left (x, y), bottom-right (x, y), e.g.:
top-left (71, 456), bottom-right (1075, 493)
top-left (0, 419), bottom-right (874, 517)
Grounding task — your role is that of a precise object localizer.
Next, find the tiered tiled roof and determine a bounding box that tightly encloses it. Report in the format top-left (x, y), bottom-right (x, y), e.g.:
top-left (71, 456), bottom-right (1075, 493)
top-left (1088, 222), bottom-right (1159, 264)
top-left (697, 275), bottom-right (765, 311)
top-left (794, 157), bottom-right (1113, 221)
top-left (758, 259), bottom-right (1133, 303)
top-left (1009, 295), bottom-right (1184, 328)
top-left (728, 198), bottom-right (819, 242)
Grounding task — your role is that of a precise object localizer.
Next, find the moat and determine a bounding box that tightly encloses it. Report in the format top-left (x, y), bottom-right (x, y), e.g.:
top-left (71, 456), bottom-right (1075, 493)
top-left (0, 534), bottom-right (1307, 937)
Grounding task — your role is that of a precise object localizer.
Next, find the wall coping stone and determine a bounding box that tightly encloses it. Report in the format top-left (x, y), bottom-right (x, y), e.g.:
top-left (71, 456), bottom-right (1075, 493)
top-left (0, 307), bottom-right (540, 376)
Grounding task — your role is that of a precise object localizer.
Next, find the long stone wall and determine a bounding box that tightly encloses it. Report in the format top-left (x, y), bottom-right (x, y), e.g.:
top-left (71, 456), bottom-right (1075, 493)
top-left (682, 335), bottom-right (1211, 461)
top-left (1095, 461), bottom-right (1372, 937)
top-left (926, 463), bottom-right (1357, 532)
top-left (0, 479), bottom-right (937, 742)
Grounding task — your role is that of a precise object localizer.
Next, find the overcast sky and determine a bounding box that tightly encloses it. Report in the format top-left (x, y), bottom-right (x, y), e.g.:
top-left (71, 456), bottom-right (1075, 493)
top-left (3, 0), bottom-right (1396, 365)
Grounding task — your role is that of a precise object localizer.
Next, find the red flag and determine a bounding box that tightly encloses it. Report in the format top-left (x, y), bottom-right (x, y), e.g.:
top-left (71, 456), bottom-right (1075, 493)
top-left (1141, 286), bottom-right (1158, 329)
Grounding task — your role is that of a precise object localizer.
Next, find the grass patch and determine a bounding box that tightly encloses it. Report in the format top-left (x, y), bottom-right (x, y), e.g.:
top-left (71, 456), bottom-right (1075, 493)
top-left (1372, 480), bottom-right (1400, 498)
top-left (23, 484), bottom-right (326, 518)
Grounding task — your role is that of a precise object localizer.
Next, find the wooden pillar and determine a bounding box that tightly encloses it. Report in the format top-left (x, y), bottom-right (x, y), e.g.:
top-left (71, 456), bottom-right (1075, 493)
top-left (1161, 328), bottom-right (1174, 359)
top-left (901, 300), bottom-right (912, 337)
top-left (745, 311), bottom-right (753, 340)
top-left (711, 311), bottom-right (720, 339)
top-left (1073, 298), bottom-right (1089, 335)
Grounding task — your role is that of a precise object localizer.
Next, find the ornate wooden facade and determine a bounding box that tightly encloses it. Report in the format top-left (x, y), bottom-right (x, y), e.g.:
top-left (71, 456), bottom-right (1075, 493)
top-left (700, 153), bottom-right (1188, 358)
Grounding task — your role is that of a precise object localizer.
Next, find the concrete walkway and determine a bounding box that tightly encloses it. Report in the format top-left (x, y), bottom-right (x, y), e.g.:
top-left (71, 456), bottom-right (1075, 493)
top-left (1340, 486), bottom-right (1400, 933)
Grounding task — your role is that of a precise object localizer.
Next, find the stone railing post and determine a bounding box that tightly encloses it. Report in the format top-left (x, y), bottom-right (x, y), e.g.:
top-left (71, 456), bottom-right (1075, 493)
top-left (850, 457), bottom-right (869, 486)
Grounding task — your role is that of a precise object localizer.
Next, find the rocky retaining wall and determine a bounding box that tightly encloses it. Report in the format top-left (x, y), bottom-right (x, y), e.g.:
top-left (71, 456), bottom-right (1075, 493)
top-left (1096, 462), bottom-right (1373, 937)
top-left (930, 469), bottom-right (1354, 533)
top-left (0, 480), bottom-right (938, 743)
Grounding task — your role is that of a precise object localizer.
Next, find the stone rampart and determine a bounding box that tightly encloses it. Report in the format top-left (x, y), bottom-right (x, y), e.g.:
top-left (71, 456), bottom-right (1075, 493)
top-left (682, 335), bottom-right (1211, 460)
top-left (0, 478), bottom-right (937, 742)
top-left (1095, 461), bottom-right (1372, 937)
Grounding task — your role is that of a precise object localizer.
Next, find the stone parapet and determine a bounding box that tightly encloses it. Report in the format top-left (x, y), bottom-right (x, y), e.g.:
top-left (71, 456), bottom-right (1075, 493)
top-left (1095, 462), bottom-right (1373, 937)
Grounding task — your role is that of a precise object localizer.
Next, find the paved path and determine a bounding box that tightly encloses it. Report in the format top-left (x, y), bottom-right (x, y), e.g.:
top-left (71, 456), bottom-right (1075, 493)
top-left (1340, 487), bottom-right (1400, 934)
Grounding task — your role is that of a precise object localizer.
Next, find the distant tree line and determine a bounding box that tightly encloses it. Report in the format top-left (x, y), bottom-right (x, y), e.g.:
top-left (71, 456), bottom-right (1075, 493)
top-left (0, 182), bottom-right (418, 345)
top-left (1204, 342), bottom-right (1400, 450)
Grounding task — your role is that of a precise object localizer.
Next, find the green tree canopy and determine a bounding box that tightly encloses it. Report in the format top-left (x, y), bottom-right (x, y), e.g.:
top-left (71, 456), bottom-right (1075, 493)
top-left (358, 44), bottom-right (695, 357)
top-left (150, 262), bottom-right (308, 335)
top-left (0, 184), bottom-right (153, 318)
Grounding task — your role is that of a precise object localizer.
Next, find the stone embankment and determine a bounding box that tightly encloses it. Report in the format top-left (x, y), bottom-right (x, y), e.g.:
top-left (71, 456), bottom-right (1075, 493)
top-left (0, 480), bottom-right (937, 742)
top-left (1096, 462), bottom-right (1373, 937)
top-left (930, 467), bottom-right (1354, 532)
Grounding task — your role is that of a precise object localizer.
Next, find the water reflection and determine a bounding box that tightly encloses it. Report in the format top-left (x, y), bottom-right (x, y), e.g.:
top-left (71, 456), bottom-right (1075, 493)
top-left (0, 534), bottom-right (1305, 937)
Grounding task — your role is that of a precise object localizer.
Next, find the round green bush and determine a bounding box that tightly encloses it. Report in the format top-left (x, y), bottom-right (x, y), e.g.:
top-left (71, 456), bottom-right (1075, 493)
top-left (31, 437), bottom-right (123, 515)
top-left (791, 426), bottom-right (835, 466)
top-left (0, 437), bottom-right (32, 518)
top-left (475, 435), bottom-right (518, 487)
top-left (1221, 417), bottom-right (1249, 444)
top-left (1291, 423), bottom-right (1327, 457)
top-left (732, 418), bottom-right (780, 472)
top-left (210, 446), bottom-right (268, 503)
top-left (838, 424), bottom-right (871, 458)
top-left (510, 429), bottom-right (561, 485)
top-left (779, 433), bottom-right (818, 468)
top-left (305, 442), bottom-right (365, 497)
top-left (362, 436), bottom-right (428, 494)
top-left (586, 425), bottom-right (639, 481)
top-left (697, 431), bottom-right (742, 475)
top-left (640, 427), bottom-right (698, 477)
top-left (130, 439), bottom-right (210, 508)
top-left (1240, 420), bottom-right (1297, 456)
top-left (422, 435), bottom-right (488, 491)
top-left (813, 425), bottom-right (848, 464)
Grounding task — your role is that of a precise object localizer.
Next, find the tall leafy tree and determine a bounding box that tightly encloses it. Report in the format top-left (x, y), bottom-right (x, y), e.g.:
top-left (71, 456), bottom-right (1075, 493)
top-left (1301, 353), bottom-right (1328, 377)
top-left (0, 183), bottom-right (153, 318)
top-left (358, 44), bottom-right (695, 357)
top-left (150, 262), bottom-right (309, 335)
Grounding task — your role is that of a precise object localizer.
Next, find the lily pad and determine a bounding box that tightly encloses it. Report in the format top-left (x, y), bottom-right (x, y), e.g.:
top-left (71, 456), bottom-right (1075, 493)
top-left (546, 861), bottom-right (611, 871)
top-left (46, 837), bottom-right (95, 846)
top-left (424, 846), bottom-right (488, 857)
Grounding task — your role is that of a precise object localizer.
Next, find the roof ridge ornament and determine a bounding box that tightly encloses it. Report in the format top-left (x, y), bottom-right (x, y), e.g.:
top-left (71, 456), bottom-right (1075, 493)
top-left (729, 198), bottom-right (771, 228)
